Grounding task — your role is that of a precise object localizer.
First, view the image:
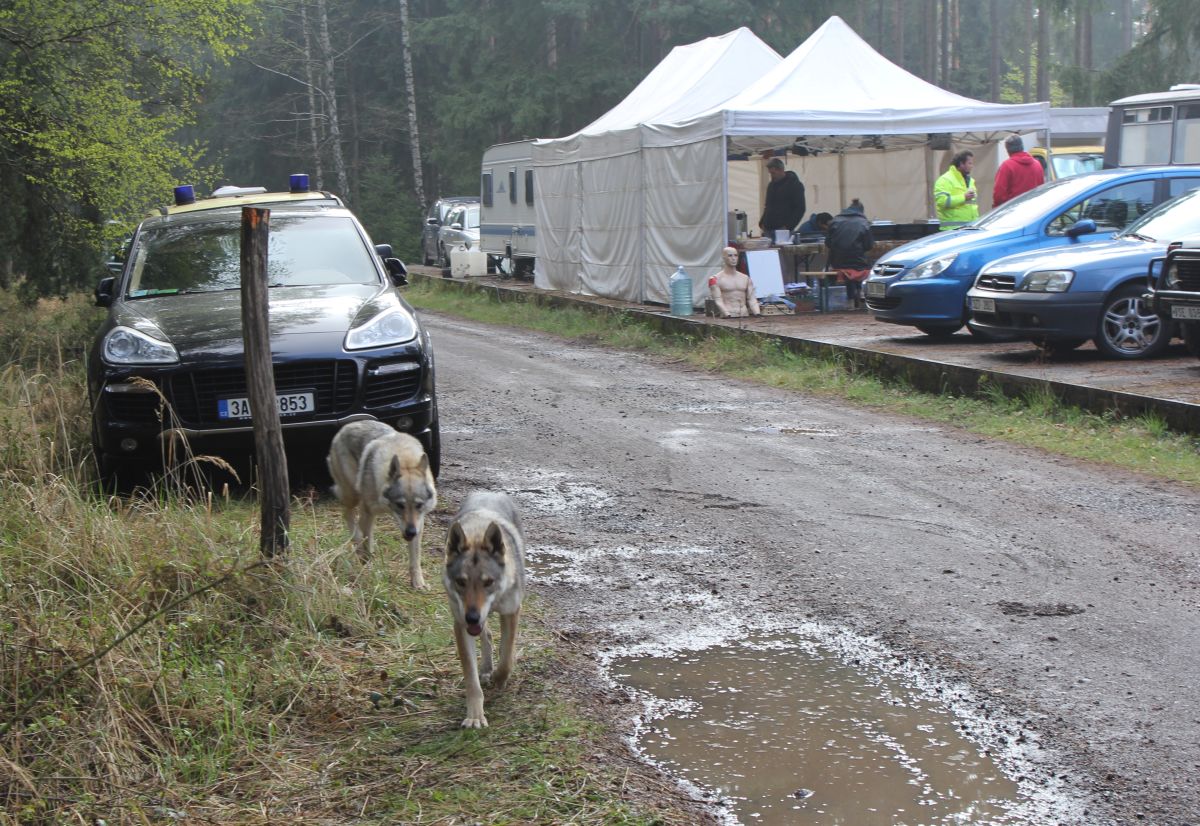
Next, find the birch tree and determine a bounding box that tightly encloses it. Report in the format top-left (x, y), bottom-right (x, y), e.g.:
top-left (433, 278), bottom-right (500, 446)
top-left (314, 0), bottom-right (350, 200)
top-left (399, 0), bottom-right (426, 210)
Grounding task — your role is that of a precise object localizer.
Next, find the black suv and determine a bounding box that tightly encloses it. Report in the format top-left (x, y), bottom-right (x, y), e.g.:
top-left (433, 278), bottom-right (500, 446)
top-left (420, 195), bottom-right (479, 266)
top-left (89, 180), bottom-right (438, 483)
top-left (1147, 239), bottom-right (1200, 359)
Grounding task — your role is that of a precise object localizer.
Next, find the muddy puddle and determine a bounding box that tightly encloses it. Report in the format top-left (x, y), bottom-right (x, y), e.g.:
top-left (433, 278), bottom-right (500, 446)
top-left (612, 634), bottom-right (1030, 825)
top-left (521, 529), bottom-right (1083, 824)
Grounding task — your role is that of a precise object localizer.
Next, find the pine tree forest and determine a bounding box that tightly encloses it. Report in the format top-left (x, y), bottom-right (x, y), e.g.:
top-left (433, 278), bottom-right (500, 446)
top-left (2, 0), bottom-right (1198, 295)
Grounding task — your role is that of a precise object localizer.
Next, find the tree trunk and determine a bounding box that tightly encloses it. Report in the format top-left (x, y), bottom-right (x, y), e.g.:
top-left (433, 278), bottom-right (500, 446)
top-left (1036, 2), bottom-right (1050, 101)
top-left (1023, 0), bottom-right (1033, 102)
top-left (989, 0), bottom-right (1000, 100)
top-left (299, 1), bottom-right (325, 190)
top-left (894, 0), bottom-right (905, 67)
top-left (315, 0), bottom-right (350, 201)
top-left (940, 0), bottom-right (950, 85)
top-left (926, 0), bottom-right (938, 82)
top-left (1119, 0), bottom-right (1132, 51)
top-left (398, 0), bottom-right (426, 210)
top-left (547, 17), bottom-right (557, 70)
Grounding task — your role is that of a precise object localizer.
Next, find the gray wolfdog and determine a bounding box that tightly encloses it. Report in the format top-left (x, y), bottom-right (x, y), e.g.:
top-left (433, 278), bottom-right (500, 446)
top-left (443, 491), bottom-right (526, 728)
top-left (327, 420), bottom-right (437, 590)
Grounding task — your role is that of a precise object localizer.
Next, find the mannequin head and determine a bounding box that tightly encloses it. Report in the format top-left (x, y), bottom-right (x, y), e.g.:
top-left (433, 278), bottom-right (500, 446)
top-left (722, 246), bottom-right (739, 269)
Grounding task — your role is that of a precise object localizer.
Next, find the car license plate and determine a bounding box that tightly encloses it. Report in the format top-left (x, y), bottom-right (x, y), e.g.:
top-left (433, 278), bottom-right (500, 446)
top-left (865, 281), bottom-right (886, 298)
top-left (969, 296), bottom-right (996, 313)
top-left (1171, 305), bottom-right (1200, 320)
top-left (218, 392), bottom-right (315, 420)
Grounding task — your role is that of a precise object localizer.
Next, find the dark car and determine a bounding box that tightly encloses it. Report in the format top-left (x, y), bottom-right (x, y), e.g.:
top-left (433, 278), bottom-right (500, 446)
top-left (420, 195), bottom-right (479, 266)
top-left (1147, 237), bottom-right (1200, 359)
top-left (864, 167), bottom-right (1200, 337)
top-left (965, 187), bottom-right (1200, 359)
top-left (89, 180), bottom-right (439, 484)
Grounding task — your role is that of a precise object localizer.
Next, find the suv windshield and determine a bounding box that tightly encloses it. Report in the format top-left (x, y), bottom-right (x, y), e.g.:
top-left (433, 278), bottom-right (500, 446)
top-left (1119, 187), bottom-right (1200, 243)
top-left (127, 213), bottom-right (377, 296)
top-left (971, 175), bottom-right (1112, 232)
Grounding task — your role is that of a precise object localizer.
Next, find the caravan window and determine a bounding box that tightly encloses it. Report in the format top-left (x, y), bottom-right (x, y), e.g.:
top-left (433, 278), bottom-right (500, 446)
top-left (1175, 104), bottom-right (1200, 164)
top-left (509, 168), bottom-right (517, 204)
top-left (482, 172), bottom-right (493, 207)
top-left (525, 170), bottom-right (534, 206)
top-left (1120, 106), bottom-right (1174, 166)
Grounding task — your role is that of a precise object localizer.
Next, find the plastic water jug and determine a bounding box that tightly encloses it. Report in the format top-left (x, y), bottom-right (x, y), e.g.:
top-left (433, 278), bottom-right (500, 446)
top-left (669, 266), bottom-right (693, 316)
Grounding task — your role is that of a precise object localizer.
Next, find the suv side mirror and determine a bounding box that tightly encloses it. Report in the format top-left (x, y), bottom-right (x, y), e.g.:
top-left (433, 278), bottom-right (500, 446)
top-left (450, 222), bottom-right (463, 230)
top-left (1147, 256), bottom-right (1165, 286)
top-left (374, 243), bottom-right (394, 258)
top-left (385, 257), bottom-right (408, 287)
top-left (1065, 218), bottom-right (1098, 238)
top-left (94, 276), bottom-right (115, 307)
top-left (426, 217), bottom-right (439, 225)
top-left (106, 260), bottom-right (124, 275)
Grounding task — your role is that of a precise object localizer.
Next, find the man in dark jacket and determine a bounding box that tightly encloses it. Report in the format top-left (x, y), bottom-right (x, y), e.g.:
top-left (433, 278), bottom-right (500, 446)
top-left (825, 199), bottom-right (874, 309)
top-left (759, 157), bottom-right (806, 238)
top-left (992, 134), bottom-right (1045, 208)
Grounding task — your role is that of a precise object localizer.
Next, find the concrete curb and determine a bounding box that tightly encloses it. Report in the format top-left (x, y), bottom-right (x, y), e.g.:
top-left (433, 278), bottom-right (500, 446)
top-left (412, 274), bottom-right (1200, 434)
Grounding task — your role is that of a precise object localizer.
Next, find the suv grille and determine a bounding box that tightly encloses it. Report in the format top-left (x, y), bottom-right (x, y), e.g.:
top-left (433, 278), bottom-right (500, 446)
top-left (363, 358), bottom-right (423, 408)
top-left (975, 273), bottom-right (1017, 292)
top-left (1176, 254), bottom-right (1200, 291)
top-left (166, 360), bottom-right (357, 426)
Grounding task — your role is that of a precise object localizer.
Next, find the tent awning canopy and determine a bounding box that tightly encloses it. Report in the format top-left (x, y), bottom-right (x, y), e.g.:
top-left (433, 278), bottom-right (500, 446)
top-left (640, 16), bottom-right (1049, 153)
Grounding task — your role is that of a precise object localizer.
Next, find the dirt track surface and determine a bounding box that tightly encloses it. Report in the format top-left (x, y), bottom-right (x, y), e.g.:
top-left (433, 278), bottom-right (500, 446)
top-left (423, 309), bottom-right (1200, 825)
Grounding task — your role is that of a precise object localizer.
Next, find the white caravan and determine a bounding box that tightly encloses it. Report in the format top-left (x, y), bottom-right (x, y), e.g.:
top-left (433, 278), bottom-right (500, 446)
top-left (480, 140), bottom-right (536, 277)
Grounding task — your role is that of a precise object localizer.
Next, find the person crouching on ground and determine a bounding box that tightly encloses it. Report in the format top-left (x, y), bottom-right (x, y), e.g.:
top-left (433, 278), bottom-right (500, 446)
top-left (825, 199), bottom-right (875, 310)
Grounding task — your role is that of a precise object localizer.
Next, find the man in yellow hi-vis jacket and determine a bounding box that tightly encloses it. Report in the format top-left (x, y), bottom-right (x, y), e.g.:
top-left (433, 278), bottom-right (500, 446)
top-left (934, 150), bottom-right (979, 230)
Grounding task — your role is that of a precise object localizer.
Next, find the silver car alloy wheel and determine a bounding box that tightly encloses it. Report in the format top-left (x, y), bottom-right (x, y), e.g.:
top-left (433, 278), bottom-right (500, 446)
top-left (1097, 288), bottom-right (1165, 359)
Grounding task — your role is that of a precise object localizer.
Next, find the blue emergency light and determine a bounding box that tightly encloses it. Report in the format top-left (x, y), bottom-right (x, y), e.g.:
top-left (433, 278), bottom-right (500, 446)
top-left (173, 185), bottom-right (196, 206)
top-left (289, 174), bottom-right (310, 193)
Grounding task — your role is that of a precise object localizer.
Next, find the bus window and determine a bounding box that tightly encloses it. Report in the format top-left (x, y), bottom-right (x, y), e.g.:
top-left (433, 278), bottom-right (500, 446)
top-left (1120, 106), bottom-right (1173, 166)
top-left (1175, 104), bottom-right (1200, 164)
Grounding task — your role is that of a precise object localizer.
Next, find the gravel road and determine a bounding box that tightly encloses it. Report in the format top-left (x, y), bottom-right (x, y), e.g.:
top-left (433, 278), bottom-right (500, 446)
top-left (423, 309), bottom-right (1200, 825)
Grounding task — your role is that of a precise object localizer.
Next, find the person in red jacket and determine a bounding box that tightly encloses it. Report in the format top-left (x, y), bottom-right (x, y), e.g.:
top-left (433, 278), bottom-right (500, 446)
top-left (992, 134), bottom-right (1045, 209)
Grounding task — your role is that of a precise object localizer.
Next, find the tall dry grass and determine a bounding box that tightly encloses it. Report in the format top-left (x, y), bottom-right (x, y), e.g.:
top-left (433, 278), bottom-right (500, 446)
top-left (0, 289), bottom-right (676, 825)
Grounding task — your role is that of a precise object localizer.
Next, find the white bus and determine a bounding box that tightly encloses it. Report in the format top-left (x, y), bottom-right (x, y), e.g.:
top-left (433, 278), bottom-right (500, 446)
top-left (1105, 85), bottom-right (1200, 168)
top-left (479, 140), bottom-right (537, 277)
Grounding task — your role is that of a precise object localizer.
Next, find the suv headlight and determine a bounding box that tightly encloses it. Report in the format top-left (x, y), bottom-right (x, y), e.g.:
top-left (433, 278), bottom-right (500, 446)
top-left (1162, 261), bottom-right (1181, 289)
top-left (102, 326), bottom-right (179, 364)
top-left (1022, 270), bottom-right (1074, 292)
top-left (900, 254), bottom-right (958, 281)
top-left (345, 306), bottom-right (418, 350)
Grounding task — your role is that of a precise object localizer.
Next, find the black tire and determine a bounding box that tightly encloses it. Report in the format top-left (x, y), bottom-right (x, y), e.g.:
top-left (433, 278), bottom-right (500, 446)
top-left (421, 238), bottom-right (433, 266)
top-left (1035, 338), bottom-right (1086, 356)
top-left (1181, 321), bottom-right (1200, 359)
top-left (916, 323), bottom-right (962, 338)
top-left (419, 418), bottom-right (441, 479)
top-left (1093, 285), bottom-right (1170, 360)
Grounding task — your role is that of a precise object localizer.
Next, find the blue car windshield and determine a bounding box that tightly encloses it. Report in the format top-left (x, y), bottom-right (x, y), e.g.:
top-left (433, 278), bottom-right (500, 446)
top-left (1118, 187), bottom-right (1200, 243)
top-left (969, 175), bottom-right (1122, 233)
top-left (126, 214), bottom-right (378, 297)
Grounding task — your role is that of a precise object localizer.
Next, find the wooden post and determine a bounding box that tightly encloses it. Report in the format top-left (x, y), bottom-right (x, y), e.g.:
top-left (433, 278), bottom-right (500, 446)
top-left (240, 207), bottom-right (290, 557)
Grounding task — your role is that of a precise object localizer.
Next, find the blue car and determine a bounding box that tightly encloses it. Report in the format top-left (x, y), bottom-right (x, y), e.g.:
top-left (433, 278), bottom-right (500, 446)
top-left (864, 166), bottom-right (1200, 337)
top-left (964, 187), bottom-right (1200, 359)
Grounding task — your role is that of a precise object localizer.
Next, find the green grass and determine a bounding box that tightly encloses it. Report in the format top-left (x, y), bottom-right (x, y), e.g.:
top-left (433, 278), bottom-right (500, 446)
top-left (406, 277), bottom-right (1200, 486)
top-left (0, 289), bottom-right (690, 825)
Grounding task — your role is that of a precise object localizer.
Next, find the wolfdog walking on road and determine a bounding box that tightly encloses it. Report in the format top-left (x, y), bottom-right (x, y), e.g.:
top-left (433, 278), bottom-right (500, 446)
top-left (443, 491), bottom-right (526, 728)
top-left (327, 420), bottom-right (437, 590)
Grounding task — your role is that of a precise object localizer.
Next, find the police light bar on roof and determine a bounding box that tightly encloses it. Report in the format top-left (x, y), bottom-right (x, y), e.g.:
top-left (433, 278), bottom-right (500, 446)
top-left (211, 185), bottom-right (269, 198)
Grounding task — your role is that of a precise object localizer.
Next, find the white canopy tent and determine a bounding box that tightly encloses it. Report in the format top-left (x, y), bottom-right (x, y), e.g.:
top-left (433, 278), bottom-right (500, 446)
top-left (531, 27), bottom-right (782, 301)
top-left (534, 16), bottom-right (1051, 304)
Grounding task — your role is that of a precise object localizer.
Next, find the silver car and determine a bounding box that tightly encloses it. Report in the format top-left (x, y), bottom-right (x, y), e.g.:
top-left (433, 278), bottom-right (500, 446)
top-left (436, 203), bottom-right (480, 267)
